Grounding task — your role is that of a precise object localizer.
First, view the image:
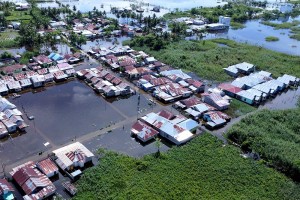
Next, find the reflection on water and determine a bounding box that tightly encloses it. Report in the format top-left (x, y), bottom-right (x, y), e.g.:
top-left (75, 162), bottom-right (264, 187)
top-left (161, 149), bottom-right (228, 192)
top-left (261, 87), bottom-right (300, 110)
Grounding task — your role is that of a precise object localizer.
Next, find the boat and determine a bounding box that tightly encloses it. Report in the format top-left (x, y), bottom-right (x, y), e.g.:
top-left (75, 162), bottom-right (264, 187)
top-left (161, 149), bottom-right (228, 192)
top-left (28, 116), bottom-right (35, 120)
top-left (12, 93), bottom-right (21, 98)
top-left (136, 8), bottom-right (144, 13)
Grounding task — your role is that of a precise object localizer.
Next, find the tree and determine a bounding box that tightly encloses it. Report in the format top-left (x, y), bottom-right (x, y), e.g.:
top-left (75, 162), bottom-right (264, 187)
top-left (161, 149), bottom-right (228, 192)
top-left (154, 137), bottom-right (161, 158)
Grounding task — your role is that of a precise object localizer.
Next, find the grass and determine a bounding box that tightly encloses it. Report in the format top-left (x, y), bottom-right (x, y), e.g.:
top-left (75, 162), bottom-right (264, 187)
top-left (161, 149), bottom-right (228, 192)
top-left (225, 99), bottom-right (257, 118)
top-left (260, 20), bottom-right (300, 41)
top-left (290, 26), bottom-right (300, 41)
top-left (227, 109), bottom-right (300, 181)
top-left (127, 38), bottom-right (300, 82)
top-left (230, 22), bottom-right (246, 30)
top-left (5, 10), bottom-right (32, 22)
top-left (0, 31), bottom-right (20, 48)
top-left (74, 133), bottom-right (300, 200)
top-left (265, 36), bottom-right (279, 42)
top-left (260, 20), bottom-right (300, 29)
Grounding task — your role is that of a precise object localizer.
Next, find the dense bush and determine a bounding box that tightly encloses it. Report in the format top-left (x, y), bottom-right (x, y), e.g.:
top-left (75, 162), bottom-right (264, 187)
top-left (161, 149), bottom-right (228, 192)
top-left (227, 109), bottom-right (300, 181)
top-left (127, 37), bottom-right (300, 82)
top-left (74, 134), bottom-right (300, 200)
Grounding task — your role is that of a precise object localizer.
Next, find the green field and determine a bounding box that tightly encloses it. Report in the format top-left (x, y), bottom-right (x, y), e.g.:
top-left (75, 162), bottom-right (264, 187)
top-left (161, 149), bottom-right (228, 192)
top-left (5, 11), bottom-right (32, 22)
top-left (0, 31), bottom-right (19, 48)
top-left (74, 133), bottom-right (300, 200)
top-left (227, 109), bottom-right (300, 181)
top-left (125, 37), bottom-right (300, 82)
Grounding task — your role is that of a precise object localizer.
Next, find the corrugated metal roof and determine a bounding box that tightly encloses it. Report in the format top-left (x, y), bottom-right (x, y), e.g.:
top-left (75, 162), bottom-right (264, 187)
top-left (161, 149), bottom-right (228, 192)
top-left (36, 158), bottom-right (58, 176)
top-left (52, 142), bottom-right (94, 170)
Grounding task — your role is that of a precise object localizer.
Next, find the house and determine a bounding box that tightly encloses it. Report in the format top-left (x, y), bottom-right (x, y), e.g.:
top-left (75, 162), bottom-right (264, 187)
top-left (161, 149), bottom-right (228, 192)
top-left (219, 16), bottom-right (231, 26)
top-left (0, 122), bottom-right (8, 138)
top-left (186, 79), bottom-right (205, 93)
top-left (33, 55), bottom-right (53, 67)
top-left (31, 75), bottom-right (45, 88)
top-left (224, 65), bottom-right (239, 77)
top-left (44, 73), bottom-right (54, 83)
top-left (280, 3), bottom-right (293, 13)
top-left (57, 63), bottom-right (74, 72)
top-left (6, 81), bottom-right (22, 92)
top-left (52, 142), bottom-right (94, 172)
top-left (145, 57), bottom-right (157, 64)
top-left (252, 83), bottom-right (275, 97)
top-left (2, 119), bottom-right (17, 132)
top-left (48, 66), bottom-right (59, 74)
top-left (111, 77), bottom-right (122, 85)
top-left (53, 71), bottom-right (67, 82)
top-left (11, 161), bottom-right (56, 200)
top-left (203, 111), bottom-right (230, 129)
top-left (246, 88), bottom-right (267, 102)
top-left (1, 64), bottom-right (26, 75)
top-left (13, 73), bottom-right (27, 81)
top-left (277, 74), bottom-right (299, 87)
top-left (178, 119), bottom-right (198, 133)
top-left (48, 52), bottom-right (63, 62)
top-left (131, 120), bottom-right (159, 142)
top-left (37, 68), bottom-right (48, 75)
top-left (160, 69), bottom-right (191, 80)
top-left (76, 69), bottom-right (89, 79)
top-left (236, 90), bottom-right (259, 105)
top-left (26, 71), bottom-right (38, 79)
top-left (36, 158), bottom-right (59, 178)
top-left (140, 112), bottom-right (194, 145)
top-left (157, 110), bottom-right (175, 120)
top-left (202, 93), bottom-right (230, 110)
top-left (0, 178), bottom-right (15, 200)
top-left (103, 86), bottom-right (119, 97)
top-left (117, 83), bottom-right (131, 95)
top-left (218, 83), bottom-right (242, 98)
top-left (0, 97), bottom-right (16, 111)
top-left (0, 83), bottom-right (8, 95)
top-left (19, 78), bottom-right (32, 89)
top-left (65, 69), bottom-right (76, 77)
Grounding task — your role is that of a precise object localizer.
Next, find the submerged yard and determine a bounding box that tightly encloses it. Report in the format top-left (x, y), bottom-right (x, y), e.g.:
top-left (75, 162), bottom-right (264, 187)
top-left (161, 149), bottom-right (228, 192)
top-left (125, 38), bottom-right (300, 82)
top-left (74, 133), bottom-right (300, 200)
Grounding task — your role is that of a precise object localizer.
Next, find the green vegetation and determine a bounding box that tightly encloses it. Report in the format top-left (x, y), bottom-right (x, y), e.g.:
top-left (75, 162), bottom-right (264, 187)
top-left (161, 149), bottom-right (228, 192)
top-left (225, 99), bottom-right (257, 118)
top-left (230, 22), bottom-right (246, 30)
top-left (5, 11), bottom-right (32, 22)
top-left (164, 3), bottom-right (262, 23)
top-left (74, 134), bottom-right (300, 200)
top-left (227, 109), bottom-right (300, 181)
top-left (260, 21), bottom-right (300, 41)
top-left (0, 31), bottom-right (19, 48)
top-left (265, 36), bottom-right (279, 42)
top-left (290, 26), bottom-right (300, 41)
top-left (126, 36), bottom-right (300, 81)
top-left (261, 20), bottom-right (300, 29)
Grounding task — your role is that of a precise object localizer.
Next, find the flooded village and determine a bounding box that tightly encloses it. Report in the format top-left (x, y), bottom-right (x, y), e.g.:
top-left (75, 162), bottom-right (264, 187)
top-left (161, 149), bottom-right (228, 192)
top-left (0, 0), bottom-right (300, 199)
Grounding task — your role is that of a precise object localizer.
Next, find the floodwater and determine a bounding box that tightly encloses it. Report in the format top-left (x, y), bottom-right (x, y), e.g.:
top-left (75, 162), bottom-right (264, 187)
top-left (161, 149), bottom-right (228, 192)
top-left (37, 0), bottom-right (227, 16)
top-left (0, 47), bottom-right (26, 55)
top-left (201, 20), bottom-right (300, 56)
top-left (81, 36), bottom-right (131, 52)
top-left (9, 80), bottom-right (150, 144)
top-left (261, 87), bottom-right (300, 110)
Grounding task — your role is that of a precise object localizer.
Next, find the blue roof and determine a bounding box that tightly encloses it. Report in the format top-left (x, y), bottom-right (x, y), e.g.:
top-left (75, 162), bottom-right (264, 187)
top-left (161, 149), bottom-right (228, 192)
top-left (48, 53), bottom-right (63, 61)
